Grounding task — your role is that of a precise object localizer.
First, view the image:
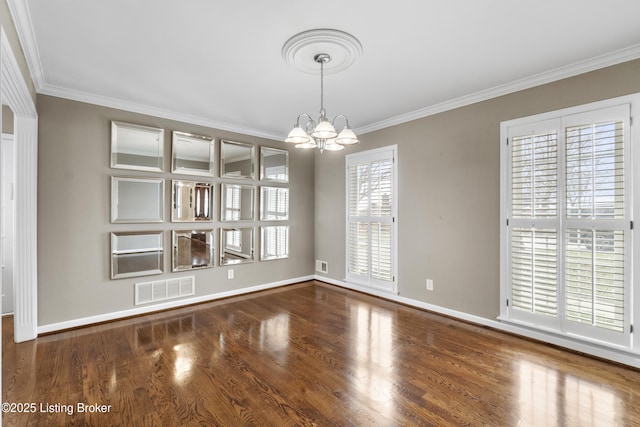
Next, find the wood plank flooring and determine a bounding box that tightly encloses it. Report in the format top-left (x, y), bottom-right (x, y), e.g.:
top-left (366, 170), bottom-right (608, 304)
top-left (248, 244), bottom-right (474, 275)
top-left (3, 280), bottom-right (640, 426)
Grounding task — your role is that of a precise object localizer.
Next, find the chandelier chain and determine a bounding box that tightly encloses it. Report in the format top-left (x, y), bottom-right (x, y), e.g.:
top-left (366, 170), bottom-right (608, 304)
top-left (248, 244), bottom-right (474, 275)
top-left (320, 59), bottom-right (324, 113)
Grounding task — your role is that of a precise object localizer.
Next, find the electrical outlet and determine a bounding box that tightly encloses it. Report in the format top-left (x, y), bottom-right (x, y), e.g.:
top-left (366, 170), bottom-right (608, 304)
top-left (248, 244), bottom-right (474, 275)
top-left (227, 269), bottom-right (234, 279)
top-left (426, 279), bottom-right (434, 291)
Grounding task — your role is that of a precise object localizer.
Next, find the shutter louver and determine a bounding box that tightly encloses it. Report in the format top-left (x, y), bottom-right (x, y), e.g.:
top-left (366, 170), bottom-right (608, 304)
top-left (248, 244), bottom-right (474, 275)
top-left (349, 222), bottom-right (369, 276)
top-left (261, 226), bottom-right (289, 260)
top-left (370, 160), bottom-right (393, 217)
top-left (566, 120), bottom-right (624, 220)
top-left (565, 229), bottom-right (625, 332)
top-left (510, 127), bottom-right (559, 319)
top-left (511, 228), bottom-right (557, 316)
top-left (371, 222), bottom-right (392, 281)
top-left (349, 164), bottom-right (369, 217)
top-left (512, 131), bottom-right (557, 219)
top-left (564, 117), bottom-right (626, 334)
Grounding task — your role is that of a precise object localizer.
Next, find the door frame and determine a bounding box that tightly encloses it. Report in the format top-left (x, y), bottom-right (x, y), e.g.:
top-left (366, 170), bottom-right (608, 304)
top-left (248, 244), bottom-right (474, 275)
top-left (1, 26), bottom-right (38, 343)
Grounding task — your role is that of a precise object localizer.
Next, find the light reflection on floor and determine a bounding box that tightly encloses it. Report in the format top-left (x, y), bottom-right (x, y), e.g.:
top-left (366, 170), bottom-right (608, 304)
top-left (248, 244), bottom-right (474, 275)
top-left (173, 343), bottom-right (194, 384)
top-left (350, 302), bottom-right (395, 417)
top-left (517, 359), bottom-right (619, 426)
top-left (260, 313), bottom-right (290, 366)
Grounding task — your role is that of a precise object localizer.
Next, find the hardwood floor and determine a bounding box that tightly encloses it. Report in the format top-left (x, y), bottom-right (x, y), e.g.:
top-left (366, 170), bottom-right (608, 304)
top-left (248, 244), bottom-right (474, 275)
top-left (3, 280), bottom-right (640, 426)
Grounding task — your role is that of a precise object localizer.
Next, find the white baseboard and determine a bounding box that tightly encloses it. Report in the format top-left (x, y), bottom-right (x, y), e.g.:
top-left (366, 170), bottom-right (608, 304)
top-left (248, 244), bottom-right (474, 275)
top-left (37, 274), bottom-right (640, 369)
top-left (37, 275), bottom-right (314, 334)
top-left (316, 275), bottom-right (640, 369)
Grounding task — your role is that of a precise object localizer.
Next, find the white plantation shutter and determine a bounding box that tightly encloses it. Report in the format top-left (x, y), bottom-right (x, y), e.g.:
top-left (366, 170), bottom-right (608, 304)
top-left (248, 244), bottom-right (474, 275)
top-left (511, 131), bottom-right (558, 219)
top-left (346, 146), bottom-right (397, 292)
top-left (565, 229), bottom-right (625, 332)
top-left (226, 229), bottom-right (241, 251)
top-left (504, 101), bottom-right (632, 348)
top-left (349, 222), bottom-right (369, 276)
top-left (371, 222), bottom-right (392, 281)
top-left (261, 187), bottom-right (289, 220)
top-left (511, 228), bottom-right (558, 317)
top-left (261, 226), bottom-right (289, 260)
top-left (563, 109), bottom-right (630, 344)
top-left (226, 185), bottom-right (241, 220)
top-left (565, 120), bottom-right (625, 220)
top-left (508, 121), bottom-right (560, 328)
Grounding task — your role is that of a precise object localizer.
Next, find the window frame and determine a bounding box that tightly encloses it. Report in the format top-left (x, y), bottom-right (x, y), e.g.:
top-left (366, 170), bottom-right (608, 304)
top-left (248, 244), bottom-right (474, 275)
top-left (345, 145), bottom-right (398, 294)
top-left (500, 94), bottom-right (639, 352)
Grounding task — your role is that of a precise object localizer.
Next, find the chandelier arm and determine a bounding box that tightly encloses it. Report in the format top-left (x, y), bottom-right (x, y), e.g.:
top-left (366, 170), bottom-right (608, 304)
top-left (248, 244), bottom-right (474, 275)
top-left (331, 114), bottom-right (351, 128)
top-left (295, 113), bottom-right (314, 127)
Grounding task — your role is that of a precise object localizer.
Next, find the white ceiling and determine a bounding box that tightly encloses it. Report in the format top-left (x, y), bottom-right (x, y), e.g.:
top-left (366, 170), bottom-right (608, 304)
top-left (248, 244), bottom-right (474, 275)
top-left (10, 0), bottom-right (640, 140)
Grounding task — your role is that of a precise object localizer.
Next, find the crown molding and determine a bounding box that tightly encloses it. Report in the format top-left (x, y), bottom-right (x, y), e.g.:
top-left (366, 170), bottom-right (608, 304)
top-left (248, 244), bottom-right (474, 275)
top-left (9, 0), bottom-right (640, 139)
top-left (48, 41), bottom-right (640, 143)
top-left (355, 43), bottom-right (640, 135)
top-left (1, 27), bottom-right (36, 116)
top-left (7, 0), bottom-right (283, 141)
top-left (6, 0), bottom-right (45, 91)
top-left (39, 83), bottom-right (283, 141)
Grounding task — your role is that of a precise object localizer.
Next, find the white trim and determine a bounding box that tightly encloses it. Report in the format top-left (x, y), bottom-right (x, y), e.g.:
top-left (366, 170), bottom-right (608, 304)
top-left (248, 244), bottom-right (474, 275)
top-left (0, 29), bottom-right (35, 117)
top-left (1, 26), bottom-right (38, 344)
top-left (39, 84), bottom-right (283, 141)
top-left (501, 94), bottom-right (639, 349)
top-left (12, 116), bottom-right (37, 343)
top-left (3, 0), bottom-right (283, 142)
top-left (355, 43), bottom-right (640, 135)
top-left (318, 276), bottom-right (640, 369)
top-left (37, 275), bottom-right (314, 334)
top-left (501, 94), bottom-right (640, 129)
top-left (345, 145), bottom-right (398, 293)
top-left (5, 0), bottom-right (44, 91)
top-left (33, 270), bottom-right (640, 368)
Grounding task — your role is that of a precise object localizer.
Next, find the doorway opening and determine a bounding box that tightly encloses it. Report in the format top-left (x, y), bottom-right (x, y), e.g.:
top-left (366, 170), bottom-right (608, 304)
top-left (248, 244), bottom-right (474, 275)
top-left (1, 130), bottom-right (15, 315)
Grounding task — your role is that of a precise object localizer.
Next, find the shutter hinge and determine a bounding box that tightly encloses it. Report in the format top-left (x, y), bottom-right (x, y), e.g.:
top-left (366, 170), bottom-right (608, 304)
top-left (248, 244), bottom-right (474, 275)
top-left (506, 138), bottom-right (509, 146)
top-left (630, 116), bottom-right (633, 126)
top-left (506, 219), bottom-right (509, 226)
top-left (506, 299), bottom-right (509, 307)
top-left (631, 221), bottom-right (634, 230)
top-left (631, 324), bottom-right (634, 333)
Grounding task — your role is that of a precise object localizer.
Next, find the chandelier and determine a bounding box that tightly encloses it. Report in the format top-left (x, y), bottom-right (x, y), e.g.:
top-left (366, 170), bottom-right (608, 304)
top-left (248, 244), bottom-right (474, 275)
top-left (283, 29), bottom-right (362, 153)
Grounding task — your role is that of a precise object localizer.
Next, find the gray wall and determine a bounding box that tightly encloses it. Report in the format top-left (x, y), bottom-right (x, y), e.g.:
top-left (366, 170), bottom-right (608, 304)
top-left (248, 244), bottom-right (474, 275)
top-left (314, 58), bottom-right (640, 320)
top-left (2, 105), bottom-right (13, 133)
top-left (32, 58), bottom-right (640, 326)
top-left (37, 95), bottom-right (315, 325)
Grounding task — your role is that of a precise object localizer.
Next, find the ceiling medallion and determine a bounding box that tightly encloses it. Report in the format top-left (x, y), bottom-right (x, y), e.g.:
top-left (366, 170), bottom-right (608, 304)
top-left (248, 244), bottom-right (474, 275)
top-left (282, 28), bottom-right (363, 75)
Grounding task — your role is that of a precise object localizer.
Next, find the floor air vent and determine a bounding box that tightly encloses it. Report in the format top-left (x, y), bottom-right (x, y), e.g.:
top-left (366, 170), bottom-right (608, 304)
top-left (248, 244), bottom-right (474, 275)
top-left (135, 276), bottom-right (195, 306)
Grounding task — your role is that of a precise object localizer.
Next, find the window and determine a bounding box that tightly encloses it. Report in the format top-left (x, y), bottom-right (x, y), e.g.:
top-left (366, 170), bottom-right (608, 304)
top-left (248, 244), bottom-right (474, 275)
top-left (501, 96), bottom-right (638, 350)
top-left (261, 226), bottom-right (289, 260)
top-left (225, 185), bottom-right (241, 220)
top-left (346, 146), bottom-right (397, 293)
top-left (226, 229), bottom-right (241, 251)
top-left (260, 187), bottom-right (289, 221)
